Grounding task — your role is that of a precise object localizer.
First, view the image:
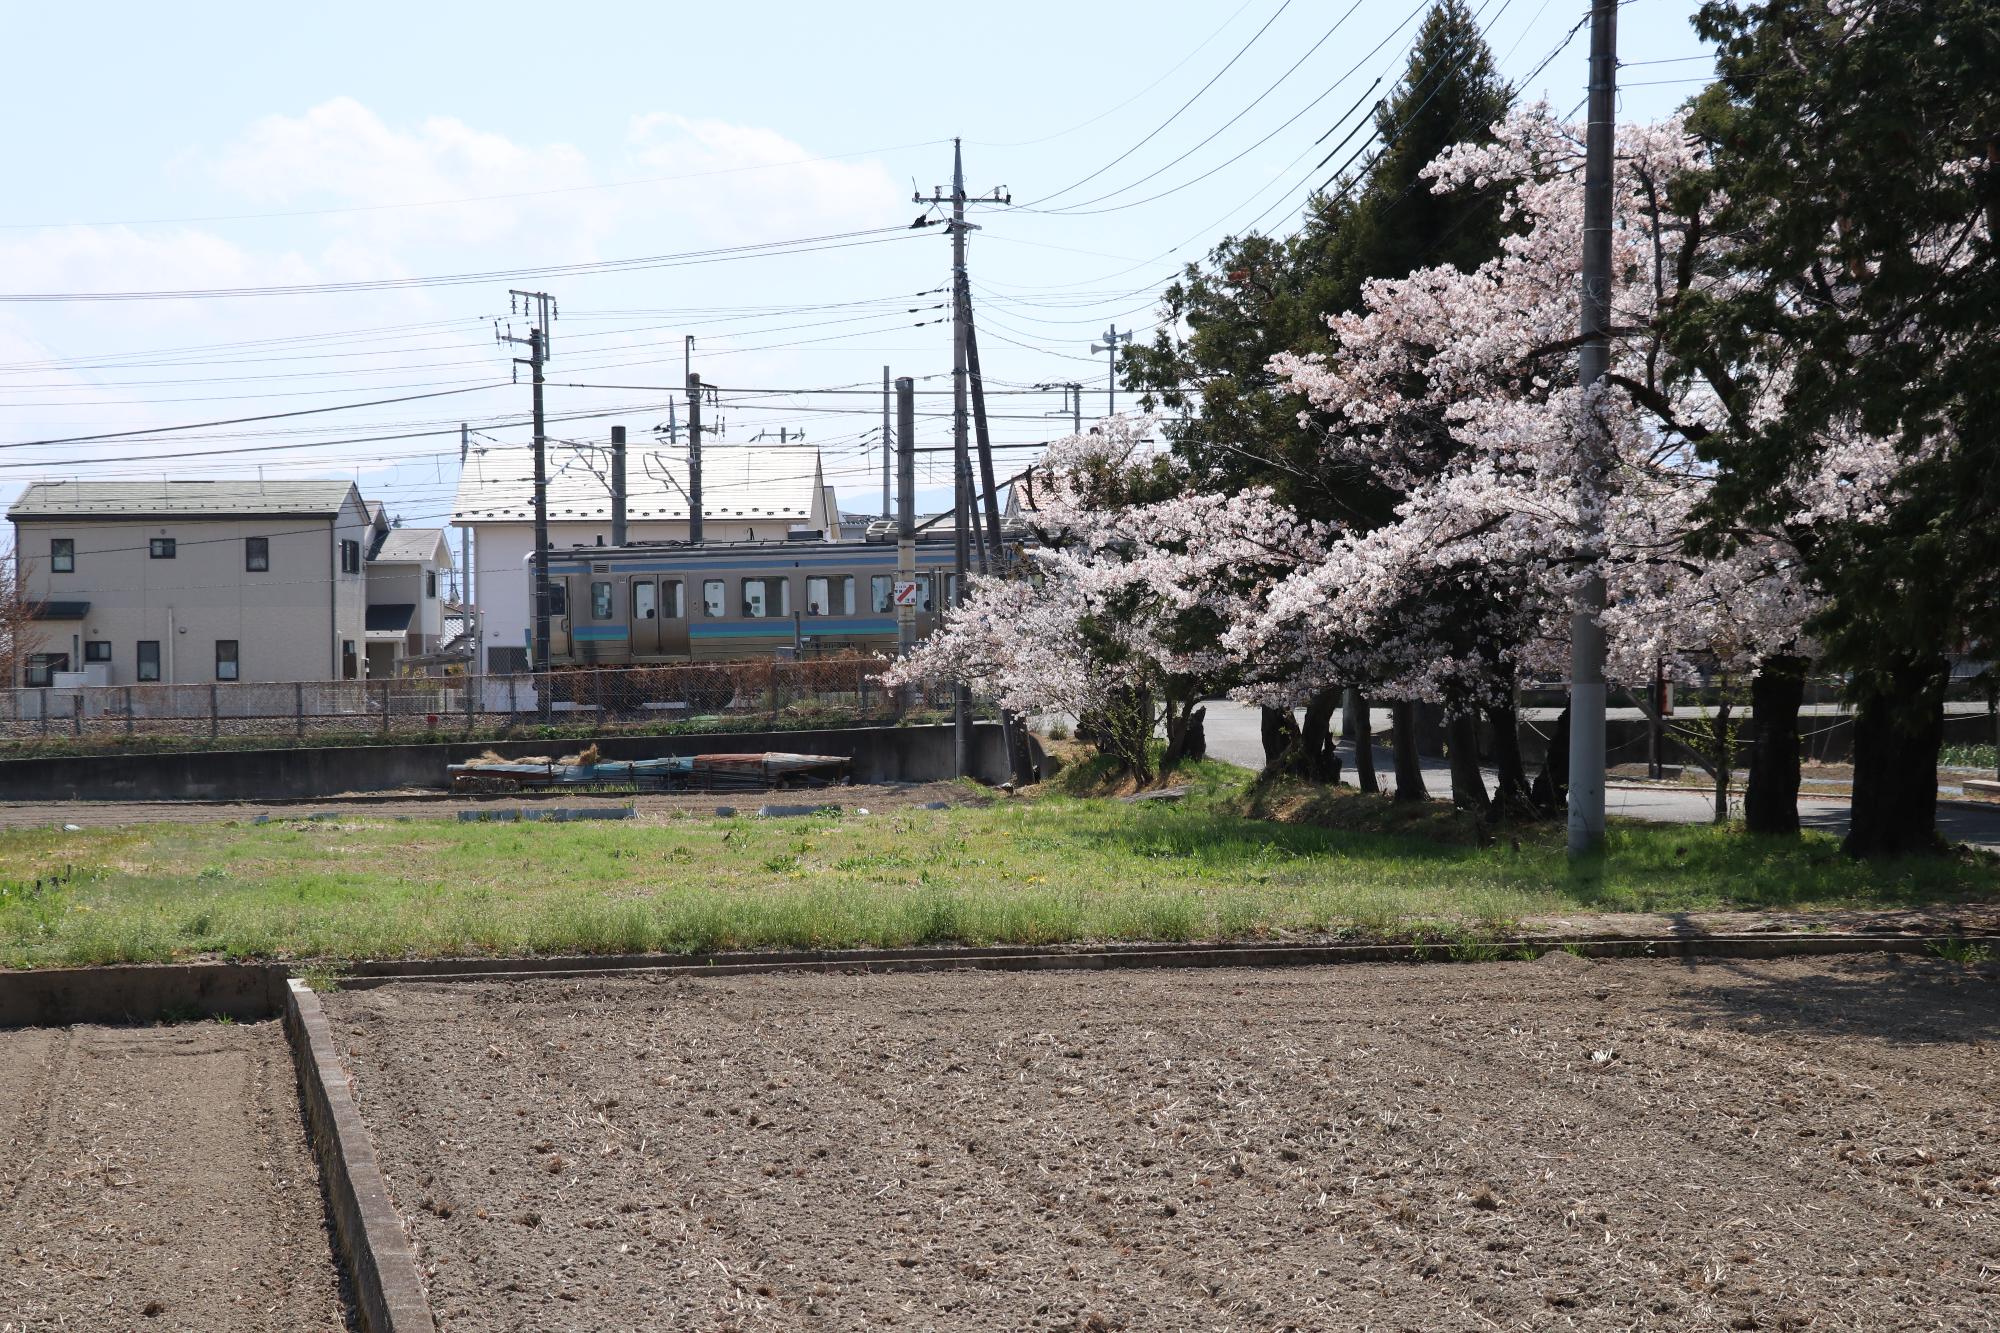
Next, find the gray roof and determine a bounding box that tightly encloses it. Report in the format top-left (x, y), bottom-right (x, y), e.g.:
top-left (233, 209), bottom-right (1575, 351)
top-left (369, 527), bottom-right (448, 564)
top-left (9, 480), bottom-right (360, 519)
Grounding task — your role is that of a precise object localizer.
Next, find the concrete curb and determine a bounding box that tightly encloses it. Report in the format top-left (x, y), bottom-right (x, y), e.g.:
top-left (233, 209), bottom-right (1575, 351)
top-left (329, 931), bottom-right (2000, 990)
top-left (0, 961), bottom-right (283, 1027)
top-left (285, 979), bottom-right (435, 1333)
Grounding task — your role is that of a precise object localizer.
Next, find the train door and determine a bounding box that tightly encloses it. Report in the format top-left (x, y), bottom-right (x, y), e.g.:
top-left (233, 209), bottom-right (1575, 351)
top-left (631, 580), bottom-right (660, 657)
top-left (548, 577), bottom-right (572, 658)
top-left (659, 580), bottom-right (689, 657)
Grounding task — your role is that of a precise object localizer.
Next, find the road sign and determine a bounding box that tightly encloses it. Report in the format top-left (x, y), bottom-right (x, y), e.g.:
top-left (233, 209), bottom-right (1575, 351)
top-left (893, 580), bottom-right (921, 607)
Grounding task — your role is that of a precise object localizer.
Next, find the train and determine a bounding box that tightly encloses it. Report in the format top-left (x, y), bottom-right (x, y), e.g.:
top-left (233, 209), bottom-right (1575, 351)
top-left (535, 525), bottom-right (987, 669)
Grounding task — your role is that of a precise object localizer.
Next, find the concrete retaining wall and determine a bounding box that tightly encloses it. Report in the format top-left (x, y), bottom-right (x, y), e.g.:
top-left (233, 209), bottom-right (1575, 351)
top-left (0, 722), bottom-right (1023, 802)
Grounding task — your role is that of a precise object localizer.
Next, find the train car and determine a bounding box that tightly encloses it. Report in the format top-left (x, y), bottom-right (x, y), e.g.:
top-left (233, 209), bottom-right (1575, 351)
top-left (535, 530), bottom-right (969, 668)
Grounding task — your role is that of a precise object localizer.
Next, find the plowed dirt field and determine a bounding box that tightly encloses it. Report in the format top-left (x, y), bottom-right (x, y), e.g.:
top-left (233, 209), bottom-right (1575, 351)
top-left (328, 956), bottom-right (2000, 1331)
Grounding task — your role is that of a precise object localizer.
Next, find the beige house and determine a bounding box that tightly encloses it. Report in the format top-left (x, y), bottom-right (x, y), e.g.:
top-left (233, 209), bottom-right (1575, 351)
top-left (362, 504), bottom-right (455, 678)
top-left (7, 480), bottom-right (372, 686)
top-left (452, 441), bottom-right (839, 673)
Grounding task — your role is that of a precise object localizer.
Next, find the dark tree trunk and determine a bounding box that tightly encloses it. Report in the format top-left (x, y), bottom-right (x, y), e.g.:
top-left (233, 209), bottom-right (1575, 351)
top-left (1844, 654), bottom-right (1947, 858)
top-left (1299, 689), bottom-right (1342, 785)
top-left (1260, 706), bottom-right (1301, 776)
top-left (1390, 700), bottom-right (1429, 804)
top-left (1708, 698), bottom-right (1733, 825)
top-left (1485, 699), bottom-right (1538, 818)
top-left (1744, 655), bottom-right (1806, 836)
top-left (1446, 711), bottom-right (1491, 818)
top-left (1530, 705), bottom-right (1570, 813)
top-left (1162, 696), bottom-right (1209, 773)
top-left (1347, 688), bottom-right (1379, 794)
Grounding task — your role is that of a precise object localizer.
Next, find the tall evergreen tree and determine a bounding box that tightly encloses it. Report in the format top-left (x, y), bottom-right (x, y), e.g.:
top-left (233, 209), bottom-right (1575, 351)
top-left (1123, 0), bottom-right (1512, 780)
top-left (1667, 0), bottom-right (2000, 856)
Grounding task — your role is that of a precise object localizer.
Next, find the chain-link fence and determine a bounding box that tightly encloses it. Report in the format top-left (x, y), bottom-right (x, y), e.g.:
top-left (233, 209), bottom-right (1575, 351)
top-left (0, 658), bottom-right (955, 746)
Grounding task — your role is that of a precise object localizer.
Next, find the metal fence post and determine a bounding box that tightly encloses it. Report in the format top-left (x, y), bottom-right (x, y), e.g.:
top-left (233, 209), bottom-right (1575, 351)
top-left (464, 673), bottom-right (475, 735)
top-left (72, 693), bottom-right (82, 737)
top-left (125, 686), bottom-right (134, 737)
top-left (39, 688), bottom-right (49, 736)
top-left (507, 673), bottom-right (518, 721)
top-left (209, 684), bottom-right (219, 739)
top-left (295, 682), bottom-right (305, 737)
top-left (379, 679), bottom-right (390, 735)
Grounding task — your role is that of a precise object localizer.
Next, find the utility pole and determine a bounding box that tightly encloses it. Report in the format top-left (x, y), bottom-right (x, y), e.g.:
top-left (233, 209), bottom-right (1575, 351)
top-left (964, 313), bottom-right (1005, 574)
top-left (457, 423), bottom-right (472, 606)
top-left (916, 139), bottom-right (1008, 777)
top-left (1567, 0), bottom-right (1618, 856)
top-left (1070, 382), bottom-right (1081, 436)
top-left (1091, 325), bottom-right (1133, 419)
top-left (499, 290), bottom-right (555, 680)
top-left (881, 365), bottom-right (892, 521)
top-left (896, 376), bottom-right (917, 691)
top-left (610, 425), bottom-right (628, 547)
top-left (686, 373), bottom-right (705, 545)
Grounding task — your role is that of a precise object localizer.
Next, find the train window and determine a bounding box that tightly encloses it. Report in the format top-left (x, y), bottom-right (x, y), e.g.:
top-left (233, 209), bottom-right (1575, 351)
top-left (702, 580), bottom-right (726, 617)
top-left (871, 575), bottom-right (893, 612)
top-left (591, 581), bottom-right (613, 619)
top-left (916, 575), bottom-right (932, 612)
top-left (741, 577), bottom-right (790, 619)
top-left (546, 582), bottom-right (568, 617)
top-left (663, 580), bottom-right (684, 619)
top-left (942, 574), bottom-right (961, 606)
top-left (805, 575), bottom-right (854, 616)
top-left (632, 582), bottom-right (656, 622)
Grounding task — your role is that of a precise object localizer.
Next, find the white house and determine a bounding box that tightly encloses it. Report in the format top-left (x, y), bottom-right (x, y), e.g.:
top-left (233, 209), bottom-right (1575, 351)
top-left (362, 504), bottom-right (455, 678)
top-left (8, 480), bottom-right (372, 686)
top-left (452, 441), bottom-right (839, 673)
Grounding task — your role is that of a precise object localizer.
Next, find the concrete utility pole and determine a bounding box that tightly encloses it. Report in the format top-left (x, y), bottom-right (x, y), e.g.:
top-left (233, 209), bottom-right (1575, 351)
top-left (457, 423), bottom-right (472, 607)
top-left (610, 425), bottom-right (628, 547)
top-left (1567, 0), bottom-right (1619, 856)
top-left (1091, 325), bottom-right (1133, 419)
top-left (964, 313), bottom-right (1006, 575)
top-left (499, 290), bottom-right (555, 677)
top-left (895, 376), bottom-right (917, 668)
top-left (881, 366), bottom-right (893, 521)
top-left (686, 372), bottom-right (705, 545)
top-left (916, 139), bottom-right (1008, 778)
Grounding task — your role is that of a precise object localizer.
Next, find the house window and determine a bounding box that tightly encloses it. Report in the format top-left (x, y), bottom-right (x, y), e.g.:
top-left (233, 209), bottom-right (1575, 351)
top-left (591, 581), bottom-right (613, 619)
top-left (805, 575), bottom-right (854, 616)
top-left (150, 537), bottom-right (176, 560)
top-left (50, 538), bottom-right (74, 573)
top-left (84, 641), bottom-right (111, 663)
top-left (871, 575), bottom-right (893, 613)
top-left (24, 653), bottom-right (68, 687)
top-left (488, 646), bottom-right (528, 674)
top-left (339, 539), bottom-right (360, 574)
top-left (741, 577), bottom-right (789, 619)
top-left (215, 640), bottom-right (239, 682)
top-left (246, 537), bottom-right (269, 572)
top-left (137, 641), bottom-right (161, 682)
top-left (426, 569), bottom-right (439, 599)
top-left (702, 579), bottom-right (726, 617)
top-left (341, 640), bottom-right (358, 680)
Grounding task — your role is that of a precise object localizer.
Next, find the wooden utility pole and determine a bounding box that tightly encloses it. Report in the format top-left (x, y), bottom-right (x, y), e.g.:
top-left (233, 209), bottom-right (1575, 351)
top-left (499, 290), bottom-right (555, 677)
top-left (1567, 0), bottom-right (1619, 855)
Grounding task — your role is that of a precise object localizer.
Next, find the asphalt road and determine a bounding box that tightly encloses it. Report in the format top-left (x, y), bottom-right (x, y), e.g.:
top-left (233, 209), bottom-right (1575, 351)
top-left (1191, 700), bottom-right (2000, 851)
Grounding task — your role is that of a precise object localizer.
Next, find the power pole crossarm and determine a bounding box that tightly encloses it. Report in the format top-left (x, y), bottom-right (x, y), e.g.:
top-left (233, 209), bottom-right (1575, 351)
top-left (1090, 327), bottom-right (1133, 419)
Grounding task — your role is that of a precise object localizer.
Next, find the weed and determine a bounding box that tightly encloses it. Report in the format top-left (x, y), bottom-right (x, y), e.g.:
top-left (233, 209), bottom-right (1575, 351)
top-left (1928, 937), bottom-right (1995, 966)
top-left (293, 963), bottom-right (349, 992)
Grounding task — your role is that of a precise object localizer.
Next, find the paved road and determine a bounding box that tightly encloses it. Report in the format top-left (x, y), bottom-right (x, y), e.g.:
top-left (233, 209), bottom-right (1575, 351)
top-left (1191, 700), bottom-right (2000, 850)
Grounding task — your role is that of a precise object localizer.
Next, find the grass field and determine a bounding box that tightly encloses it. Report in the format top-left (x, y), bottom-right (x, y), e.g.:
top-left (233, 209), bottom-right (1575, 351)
top-left (3, 764), bottom-right (1996, 968)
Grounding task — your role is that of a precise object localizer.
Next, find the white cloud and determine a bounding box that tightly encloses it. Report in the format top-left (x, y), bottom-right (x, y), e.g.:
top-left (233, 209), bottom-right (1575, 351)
top-left (622, 114), bottom-right (899, 242)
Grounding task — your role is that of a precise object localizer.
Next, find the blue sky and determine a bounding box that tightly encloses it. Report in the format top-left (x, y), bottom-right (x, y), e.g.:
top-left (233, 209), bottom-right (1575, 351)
top-left (0, 0), bottom-right (1714, 544)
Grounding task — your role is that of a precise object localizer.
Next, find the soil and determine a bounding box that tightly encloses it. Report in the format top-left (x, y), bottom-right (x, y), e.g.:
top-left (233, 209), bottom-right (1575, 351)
top-left (327, 957), bottom-right (2000, 1332)
top-left (0, 781), bottom-right (983, 830)
top-left (0, 1019), bottom-right (350, 1331)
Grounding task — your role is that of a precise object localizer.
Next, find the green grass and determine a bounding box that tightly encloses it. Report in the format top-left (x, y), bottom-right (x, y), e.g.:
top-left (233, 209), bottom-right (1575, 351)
top-left (2, 769), bottom-right (1995, 969)
top-left (1939, 742), bottom-right (1998, 770)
